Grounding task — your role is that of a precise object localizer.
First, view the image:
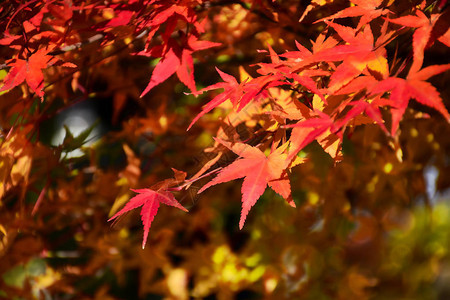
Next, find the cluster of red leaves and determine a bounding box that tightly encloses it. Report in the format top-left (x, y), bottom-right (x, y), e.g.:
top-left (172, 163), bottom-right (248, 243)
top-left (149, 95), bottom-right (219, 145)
top-left (0, 0), bottom-right (213, 247)
top-left (0, 0), bottom-right (217, 98)
top-left (125, 2), bottom-right (448, 246)
top-left (1, 0), bottom-right (450, 249)
top-left (133, 1), bottom-right (221, 96)
top-left (175, 1), bottom-right (450, 248)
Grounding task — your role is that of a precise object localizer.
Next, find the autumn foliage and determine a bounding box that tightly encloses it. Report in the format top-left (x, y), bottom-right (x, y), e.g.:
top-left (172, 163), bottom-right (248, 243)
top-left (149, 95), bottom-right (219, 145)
top-left (1, 0), bottom-right (450, 298)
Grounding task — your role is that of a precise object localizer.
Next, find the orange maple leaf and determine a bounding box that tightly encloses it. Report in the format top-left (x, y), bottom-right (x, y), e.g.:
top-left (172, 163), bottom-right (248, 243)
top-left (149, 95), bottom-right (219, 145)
top-left (388, 10), bottom-right (443, 76)
top-left (187, 68), bottom-right (247, 130)
top-left (324, 22), bottom-right (389, 92)
top-left (370, 64), bottom-right (450, 135)
top-left (319, 0), bottom-right (390, 30)
top-left (198, 138), bottom-right (294, 229)
top-left (0, 49), bottom-right (52, 98)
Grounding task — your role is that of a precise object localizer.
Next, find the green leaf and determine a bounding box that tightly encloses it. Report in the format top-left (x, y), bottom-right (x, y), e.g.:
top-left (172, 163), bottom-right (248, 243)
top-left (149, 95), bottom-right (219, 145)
top-left (62, 120), bottom-right (99, 152)
top-left (2, 264), bottom-right (26, 288)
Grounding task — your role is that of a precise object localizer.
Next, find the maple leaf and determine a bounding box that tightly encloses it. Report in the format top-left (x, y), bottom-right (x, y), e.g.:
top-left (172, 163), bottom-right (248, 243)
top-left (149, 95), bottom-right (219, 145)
top-left (139, 46), bottom-right (181, 97)
top-left (388, 10), bottom-right (442, 75)
top-left (0, 49), bottom-right (53, 98)
top-left (299, 0), bottom-right (325, 23)
top-left (286, 110), bottom-right (339, 161)
top-left (147, 3), bottom-right (199, 31)
top-left (281, 40), bottom-right (313, 61)
top-left (291, 23), bottom-right (388, 83)
top-left (198, 138), bottom-right (294, 229)
top-left (257, 44), bottom-right (325, 102)
top-left (318, 0), bottom-right (390, 30)
top-left (177, 35), bottom-right (221, 93)
top-left (139, 35), bottom-right (220, 97)
top-left (104, 10), bottom-right (134, 27)
top-left (438, 28), bottom-right (450, 47)
top-left (187, 68), bottom-right (245, 130)
top-left (323, 22), bottom-right (389, 92)
top-left (138, 3), bottom-right (204, 47)
top-left (108, 188), bottom-right (188, 249)
top-left (334, 98), bottom-right (389, 134)
top-left (370, 64), bottom-right (450, 135)
top-left (334, 75), bottom-right (378, 96)
top-left (267, 88), bottom-right (312, 120)
top-left (136, 1), bottom-right (220, 97)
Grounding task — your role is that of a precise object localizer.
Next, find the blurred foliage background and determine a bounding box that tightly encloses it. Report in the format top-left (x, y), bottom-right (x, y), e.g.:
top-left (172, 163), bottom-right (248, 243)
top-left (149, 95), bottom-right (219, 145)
top-left (1, 0), bottom-right (450, 299)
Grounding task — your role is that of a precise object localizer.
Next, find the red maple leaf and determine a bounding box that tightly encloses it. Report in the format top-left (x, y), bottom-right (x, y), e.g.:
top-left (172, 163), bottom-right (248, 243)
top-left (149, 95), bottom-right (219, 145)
top-left (198, 138), bottom-right (294, 229)
top-left (187, 68), bottom-right (245, 130)
top-left (388, 10), bottom-right (442, 75)
top-left (323, 22), bottom-right (389, 92)
top-left (138, 2), bottom-right (206, 46)
top-left (0, 49), bottom-right (53, 98)
top-left (257, 44), bottom-right (325, 102)
top-left (139, 35), bottom-right (220, 97)
top-left (291, 22), bottom-right (388, 84)
top-left (334, 97), bottom-right (388, 134)
top-left (108, 188), bottom-right (188, 249)
top-left (370, 64), bottom-right (450, 135)
top-left (438, 28), bottom-right (450, 47)
top-left (103, 7), bottom-right (134, 28)
top-left (318, 0), bottom-right (390, 30)
top-left (286, 110), bottom-right (339, 160)
top-left (136, 1), bottom-right (220, 97)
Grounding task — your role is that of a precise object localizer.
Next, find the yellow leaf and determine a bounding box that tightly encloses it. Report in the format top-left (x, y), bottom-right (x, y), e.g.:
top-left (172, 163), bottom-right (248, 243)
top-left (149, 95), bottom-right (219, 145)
top-left (291, 156), bottom-right (308, 168)
top-left (366, 55), bottom-right (389, 78)
top-left (239, 66), bottom-right (252, 82)
top-left (312, 94), bottom-right (325, 111)
top-left (167, 268), bottom-right (188, 299)
top-left (109, 192), bottom-right (131, 217)
top-left (10, 155), bottom-right (32, 186)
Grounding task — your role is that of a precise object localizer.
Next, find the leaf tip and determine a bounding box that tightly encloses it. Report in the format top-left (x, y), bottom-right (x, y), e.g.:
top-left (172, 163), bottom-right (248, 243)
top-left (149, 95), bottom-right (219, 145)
top-left (197, 185), bottom-right (206, 194)
top-left (107, 215), bottom-right (117, 222)
top-left (239, 214), bottom-right (247, 230)
top-left (142, 232), bottom-right (149, 249)
top-left (288, 198), bottom-right (296, 208)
